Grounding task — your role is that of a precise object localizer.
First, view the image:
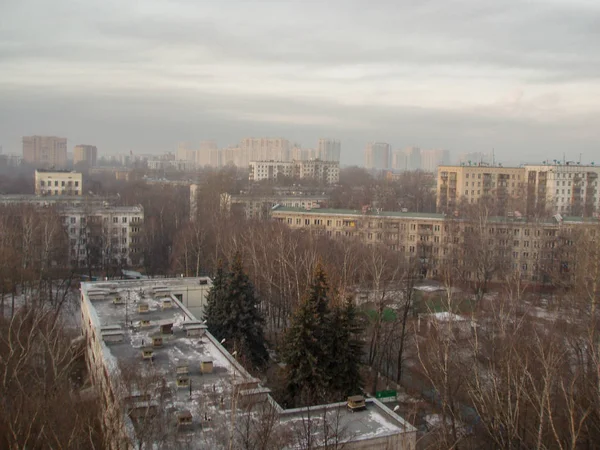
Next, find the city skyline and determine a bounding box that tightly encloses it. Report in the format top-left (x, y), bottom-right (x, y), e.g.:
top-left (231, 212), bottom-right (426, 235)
top-left (1, 0), bottom-right (599, 165)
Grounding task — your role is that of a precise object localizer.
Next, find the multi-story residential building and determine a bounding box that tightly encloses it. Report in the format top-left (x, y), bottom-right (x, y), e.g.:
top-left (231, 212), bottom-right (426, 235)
top-left (176, 142), bottom-right (196, 163)
top-left (458, 151), bottom-right (492, 165)
top-left (0, 194), bottom-right (114, 208)
top-left (437, 165), bottom-right (526, 212)
top-left (248, 161), bottom-right (294, 181)
top-left (525, 163), bottom-right (600, 217)
top-left (64, 205), bottom-right (144, 268)
top-left (404, 147), bottom-right (422, 171)
top-left (271, 205), bottom-right (598, 282)
top-left (365, 142), bottom-right (391, 170)
top-left (35, 169), bottom-right (83, 196)
top-left (0, 153), bottom-right (23, 167)
top-left (249, 160), bottom-right (340, 184)
top-left (220, 192), bottom-right (328, 219)
top-left (317, 138), bottom-right (341, 162)
top-left (73, 145), bottom-right (98, 167)
top-left (80, 278), bottom-right (416, 450)
top-left (196, 140), bottom-right (217, 166)
top-left (240, 137), bottom-right (291, 164)
top-left (421, 149), bottom-right (450, 172)
top-left (22, 135), bottom-right (68, 167)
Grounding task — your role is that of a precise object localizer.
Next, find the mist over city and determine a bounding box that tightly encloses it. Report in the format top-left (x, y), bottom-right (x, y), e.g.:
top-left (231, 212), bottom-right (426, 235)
top-left (2, 1), bottom-right (600, 449)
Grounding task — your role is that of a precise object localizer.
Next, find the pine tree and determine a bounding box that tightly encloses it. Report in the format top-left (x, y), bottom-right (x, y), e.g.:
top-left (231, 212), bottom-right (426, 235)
top-left (283, 263), bottom-right (331, 406)
top-left (204, 254), bottom-right (268, 369)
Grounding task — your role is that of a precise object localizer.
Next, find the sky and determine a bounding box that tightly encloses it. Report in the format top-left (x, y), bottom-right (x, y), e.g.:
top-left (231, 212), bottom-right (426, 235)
top-left (1, 0), bottom-right (599, 165)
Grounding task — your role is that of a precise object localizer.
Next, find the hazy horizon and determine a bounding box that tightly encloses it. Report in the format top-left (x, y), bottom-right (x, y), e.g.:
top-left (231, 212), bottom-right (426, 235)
top-left (1, 0), bottom-right (599, 166)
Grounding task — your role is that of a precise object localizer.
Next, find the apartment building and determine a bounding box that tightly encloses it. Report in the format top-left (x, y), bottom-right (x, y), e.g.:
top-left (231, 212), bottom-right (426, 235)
top-left (64, 205), bottom-right (144, 268)
top-left (271, 205), bottom-right (598, 282)
top-left (421, 149), bottom-right (450, 172)
top-left (249, 159), bottom-right (340, 184)
top-left (73, 145), bottom-right (98, 167)
top-left (80, 278), bottom-right (416, 450)
top-left (437, 165), bottom-right (526, 212)
top-left (35, 169), bottom-right (83, 196)
top-left (241, 137), bottom-right (291, 163)
top-left (220, 192), bottom-right (328, 219)
top-left (317, 138), bottom-right (341, 162)
top-left (525, 163), bottom-right (600, 217)
top-left (23, 135), bottom-right (68, 167)
top-left (365, 142), bottom-right (391, 170)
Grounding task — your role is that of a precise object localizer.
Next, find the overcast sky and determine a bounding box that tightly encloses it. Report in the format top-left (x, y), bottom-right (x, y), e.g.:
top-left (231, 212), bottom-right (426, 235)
top-left (1, 0), bottom-right (599, 165)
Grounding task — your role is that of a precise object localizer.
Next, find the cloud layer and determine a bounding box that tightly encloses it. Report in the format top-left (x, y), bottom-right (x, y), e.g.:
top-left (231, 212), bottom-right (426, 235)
top-left (1, 0), bottom-right (599, 164)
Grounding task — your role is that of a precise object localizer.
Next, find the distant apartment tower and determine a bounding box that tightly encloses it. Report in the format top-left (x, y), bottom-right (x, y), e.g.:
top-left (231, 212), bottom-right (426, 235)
top-left (365, 142), bottom-right (391, 170)
top-left (22, 135), bottom-right (67, 167)
top-left (458, 151), bottom-right (491, 165)
top-left (404, 147), bottom-right (422, 171)
top-left (437, 164), bottom-right (526, 212)
top-left (317, 138), bottom-right (341, 162)
top-left (525, 163), bottom-right (600, 217)
top-left (176, 142), bottom-right (196, 163)
top-left (35, 169), bottom-right (83, 196)
top-left (73, 145), bottom-right (98, 167)
top-left (421, 149), bottom-right (450, 172)
top-left (197, 140), bottom-right (217, 167)
top-left (240, 138), bottom-right (291, 163)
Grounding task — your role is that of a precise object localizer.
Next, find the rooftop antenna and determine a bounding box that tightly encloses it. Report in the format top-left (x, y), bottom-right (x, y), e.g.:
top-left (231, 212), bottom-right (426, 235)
top-left (492, 148), bottom-right (495, 166)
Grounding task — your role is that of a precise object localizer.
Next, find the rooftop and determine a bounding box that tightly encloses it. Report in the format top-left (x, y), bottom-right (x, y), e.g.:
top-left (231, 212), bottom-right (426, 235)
top-left (35, 169), bottom-right (80, 173)
top-left (272, 206), bottom-right (444, 220)
top-left (82, 279), bottom-right (257, 448)
top-left (277, 399), bottom-right (416, 449)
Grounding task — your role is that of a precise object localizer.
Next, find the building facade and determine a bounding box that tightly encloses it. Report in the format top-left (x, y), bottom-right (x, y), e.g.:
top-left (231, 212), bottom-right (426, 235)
top-left (437, 165), bottom-right (526, 212)
top-left (525, 163), bottom-right (600, 217)
top-left (421, 149), bottom-right (450, 172)
top-left (271, 205), bottom-right (598, 282)
top-left (35, 169), bottom-right (83, 196)
top-left (23, 135), bottom-right (68, 167)
top-left (63, 205), bottom-right (144, 268)
top-left (317, 138), bottom-right (341, 162)
top-left (220, 192), bottom-right (329, 219)
top-left (249, 160), bottom-right (340, 184)
top-left (73, 145), bottom-right (98, 167)
top-left (365, 142), bottom-right (391, 170)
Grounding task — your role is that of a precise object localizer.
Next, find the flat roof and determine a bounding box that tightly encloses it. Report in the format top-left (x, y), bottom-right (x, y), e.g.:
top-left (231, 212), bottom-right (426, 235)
top-left (278, 399), bottom-right (416, 448)
top-left (272, 206), bottom-right (444, 220)
top-left (81, 279), bottom-right (257, 448)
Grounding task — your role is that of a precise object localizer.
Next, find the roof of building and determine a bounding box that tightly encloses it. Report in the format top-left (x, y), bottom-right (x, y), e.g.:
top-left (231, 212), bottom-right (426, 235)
top-left (81, 279), bottom-right (258, 448)
top-left (272, 206), bottom-right (444, 220)
top-left (35, 169), bottom-right (80, 173)
top-left (277, 399), bottom-right (416, 449)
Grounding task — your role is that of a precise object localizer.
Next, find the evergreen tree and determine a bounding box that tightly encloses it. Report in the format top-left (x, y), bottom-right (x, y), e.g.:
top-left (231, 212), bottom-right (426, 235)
top-left (204, 261), bottom-right (229, 341)
top-left (327, 298), bottom-right (363, 398)
top-left (204, 254), bottom-right (268, 369)
top-left (283, 263), bottom-right (331, 406)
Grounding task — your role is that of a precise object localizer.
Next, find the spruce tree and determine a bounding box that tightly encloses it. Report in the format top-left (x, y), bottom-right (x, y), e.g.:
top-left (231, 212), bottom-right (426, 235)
top-left (283, 263), bottom-right (331, 406)
top-left (204, 261), bottom-right (229, 341)
top-left (328, 298), bottom-right (363, 397)
top-left (204, 254), bottom-right (268, 369)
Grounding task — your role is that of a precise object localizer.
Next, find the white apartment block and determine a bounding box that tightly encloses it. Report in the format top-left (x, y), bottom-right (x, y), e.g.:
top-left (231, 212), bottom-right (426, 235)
top-left (248, 161), bottom-right (294, 181)
top-left (525, 163), bottom-right (600, 216)
top-left (64, 205), bottom-right (144, 268)
top-left (35, 169), bottom-right (83, 196)
top-left (249, 160), bottom-right (339, 184)
top-left (421, 149), bottom-right (450, 172)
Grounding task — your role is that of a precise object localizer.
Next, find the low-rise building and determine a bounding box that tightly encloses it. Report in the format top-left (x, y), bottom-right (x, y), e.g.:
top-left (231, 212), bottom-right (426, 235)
top-left (271, 205), bottom-right (598, 282)
top-left (35, 169), bottom-right (83, 196)
top-left (80, 278), bottom-right (416, 450)
top-left (249, 159), bottom-right (339, 184)
top-left (220, 192), bottom-right (328, 219)
top-left (63, 205), bottom-right (144, 268)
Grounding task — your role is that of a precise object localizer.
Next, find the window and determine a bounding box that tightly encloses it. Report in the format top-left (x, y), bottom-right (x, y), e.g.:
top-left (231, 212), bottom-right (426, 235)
top-left (122, 217), bottom-right (127, 223)
top-left (113, 217), bottom-right (119, 223)
top-left (70, 217), bottom-right (76, 224)
top-left (61, 181), bottom-right (65, 186)
top-left (75, 181), bottom-right (79, 187)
